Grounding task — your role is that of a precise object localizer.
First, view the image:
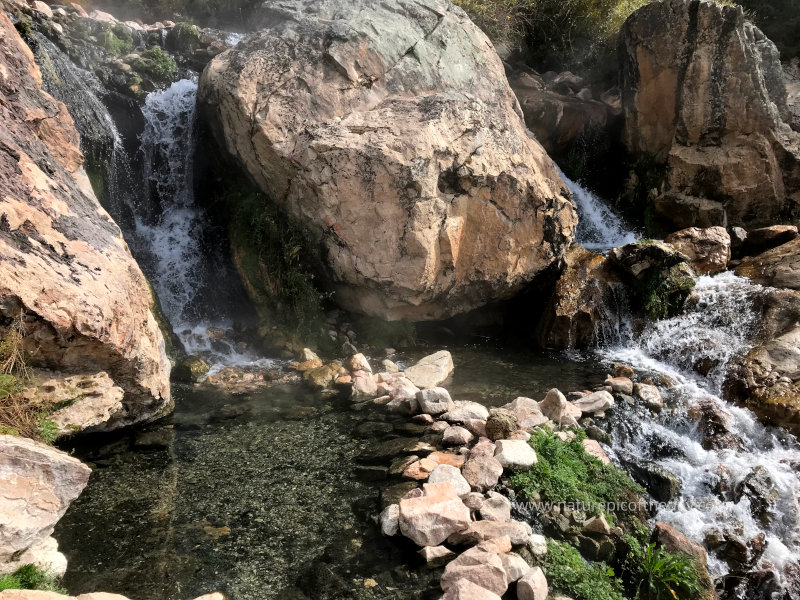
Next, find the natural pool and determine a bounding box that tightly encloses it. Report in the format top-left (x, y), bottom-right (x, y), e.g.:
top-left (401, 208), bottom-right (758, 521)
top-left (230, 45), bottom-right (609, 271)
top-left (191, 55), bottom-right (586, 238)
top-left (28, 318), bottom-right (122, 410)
top-left (54, 347), bottom-right (603, 600)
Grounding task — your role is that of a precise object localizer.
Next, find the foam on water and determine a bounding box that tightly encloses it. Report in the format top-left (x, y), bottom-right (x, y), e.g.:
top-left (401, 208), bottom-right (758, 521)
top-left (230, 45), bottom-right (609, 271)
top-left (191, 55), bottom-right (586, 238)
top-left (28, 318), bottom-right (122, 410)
top-left (559, 168), bottom-right (638, 251)
top-left (138, 80), bottom-right (267, 369)
top-left (602, 273), bottom-right (800, 580)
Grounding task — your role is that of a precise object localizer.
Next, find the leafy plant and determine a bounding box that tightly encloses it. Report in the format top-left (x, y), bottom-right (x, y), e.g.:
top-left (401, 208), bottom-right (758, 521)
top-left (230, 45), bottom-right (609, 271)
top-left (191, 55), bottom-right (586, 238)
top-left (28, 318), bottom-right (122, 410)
top-left (629, 543), bottom-right (703, 600)
top-left (543, 539), bottom-right (626, 600)
top-left (37, 418), bottom-right (60, 444)
top-left (0, 565), bottom-right (66, 593)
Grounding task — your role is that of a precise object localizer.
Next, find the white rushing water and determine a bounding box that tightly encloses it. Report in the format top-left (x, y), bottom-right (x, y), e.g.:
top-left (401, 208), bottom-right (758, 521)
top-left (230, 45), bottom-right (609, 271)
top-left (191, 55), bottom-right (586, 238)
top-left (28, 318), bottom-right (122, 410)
top-left (559, 168), bottom-right (638, 251)
top-left (602, 273), bottom-right (800, 580)
top-left (138, 80), bottom-right (273, 371)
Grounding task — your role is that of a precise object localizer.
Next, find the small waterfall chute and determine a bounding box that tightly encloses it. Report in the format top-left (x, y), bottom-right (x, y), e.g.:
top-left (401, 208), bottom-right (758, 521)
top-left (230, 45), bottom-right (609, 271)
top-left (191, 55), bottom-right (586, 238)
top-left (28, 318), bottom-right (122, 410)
top-left (559, 167), bottom-right (638, 251)
top-left (136, 80), bottom-right (267, 370)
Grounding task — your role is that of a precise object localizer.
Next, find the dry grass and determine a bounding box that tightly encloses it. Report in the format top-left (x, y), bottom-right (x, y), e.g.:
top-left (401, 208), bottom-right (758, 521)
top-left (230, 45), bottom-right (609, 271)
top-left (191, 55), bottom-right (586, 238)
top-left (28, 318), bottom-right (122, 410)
top-left (0, 314), bottom-right (55, 442)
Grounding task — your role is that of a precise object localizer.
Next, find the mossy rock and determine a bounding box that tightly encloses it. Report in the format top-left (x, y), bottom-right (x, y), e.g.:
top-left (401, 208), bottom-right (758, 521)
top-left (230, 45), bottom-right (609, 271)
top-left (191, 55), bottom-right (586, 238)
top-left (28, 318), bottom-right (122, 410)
top-left (97, 30), bottom-right (132, 56)
top-left (132, 46), bottom-right (177, 83)
top-left (166, 22), bottom-right (201, 54)
top-left (172, 355), bottom-right (210, 383)
top-left (635, 262), bottom-right (696, 320)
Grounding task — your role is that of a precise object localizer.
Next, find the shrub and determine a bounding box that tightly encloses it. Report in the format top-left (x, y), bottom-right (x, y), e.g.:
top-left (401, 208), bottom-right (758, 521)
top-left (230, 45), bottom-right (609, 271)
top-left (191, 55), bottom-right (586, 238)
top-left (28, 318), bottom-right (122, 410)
top-left (626, 543), bottom-right (703, 600)
top-left (543, 539), bottom-right (626, 600)
top-left (453, 0), bottom-right (650, 70)
top-left (0, 565), bottom-right (66, 593)
top-left (509, 429), bottom-right (645, 522)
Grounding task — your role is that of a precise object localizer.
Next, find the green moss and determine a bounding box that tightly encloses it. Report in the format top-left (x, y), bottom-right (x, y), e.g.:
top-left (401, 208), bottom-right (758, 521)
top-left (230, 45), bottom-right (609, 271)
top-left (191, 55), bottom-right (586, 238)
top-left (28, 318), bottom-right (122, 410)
top-left (147, 279), bottom-right (185, 361)
top-left (86, 165), bottom-right (105, 201)
top-left (134, 46), bottom-right (177, 83)
top-left (167, 22), bottom-right (202, 53)
top-left (0, 565), bottom-right (66, 593)
top-left (509, 429), bottom-right (646, 525)
top-left (635, 263), bottom-right (696, 320)
top-left (98, 30), bottom-right (133, 56)
top-left (228, 187), bottom-right (329, 349)
top-left (543, 539), bottom-right (626, 600)
top-left (14, 19), bottom-right (33, 45)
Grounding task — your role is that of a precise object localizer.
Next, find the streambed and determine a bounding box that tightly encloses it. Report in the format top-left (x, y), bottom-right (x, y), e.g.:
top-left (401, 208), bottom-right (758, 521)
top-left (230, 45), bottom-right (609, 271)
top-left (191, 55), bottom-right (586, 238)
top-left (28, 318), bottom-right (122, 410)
top-left (54, 349), bottom-right (602, 600)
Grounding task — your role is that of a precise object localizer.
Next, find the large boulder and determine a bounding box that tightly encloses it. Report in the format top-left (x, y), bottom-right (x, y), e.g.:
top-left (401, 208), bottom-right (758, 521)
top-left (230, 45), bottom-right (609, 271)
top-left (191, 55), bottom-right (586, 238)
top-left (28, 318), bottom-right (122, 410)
top-left (0, 435), bottom-right (90, 572)
top-left (735, 237), bottom-right (800, 289)
top-left (620, 0), bottom-right (800, 229)
top-left (198, 0), bottom-right (576, 321)
top-left (724, 287), bottom-right (800, 434)
top-left (0, 13), bottom-right (171, 431)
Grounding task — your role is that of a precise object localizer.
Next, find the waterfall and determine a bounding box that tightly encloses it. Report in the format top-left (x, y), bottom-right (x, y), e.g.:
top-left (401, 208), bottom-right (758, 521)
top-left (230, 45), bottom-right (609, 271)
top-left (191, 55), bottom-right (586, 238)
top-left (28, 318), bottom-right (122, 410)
top-left (601, 273), bottom-right (800, 580)
top-left (136, 80), bottom-right (264, 368)
top-left (559, 168), bottom-right (638, 251)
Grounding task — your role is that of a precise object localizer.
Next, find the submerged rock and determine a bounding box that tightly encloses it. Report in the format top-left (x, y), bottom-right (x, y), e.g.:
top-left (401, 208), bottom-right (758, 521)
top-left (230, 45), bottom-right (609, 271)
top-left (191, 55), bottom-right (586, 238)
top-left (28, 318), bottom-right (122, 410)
top-left (620, 0), bottom-right (800, 229)
top-left (197, 0), bottom-right (576, 322)
top-left (0, 12), bottom-right (171, 431)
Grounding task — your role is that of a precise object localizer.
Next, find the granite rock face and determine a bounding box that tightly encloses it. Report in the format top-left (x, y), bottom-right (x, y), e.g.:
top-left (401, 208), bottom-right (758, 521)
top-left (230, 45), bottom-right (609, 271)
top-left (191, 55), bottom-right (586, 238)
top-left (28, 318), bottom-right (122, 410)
top-left (0, 435), bottom-right (90, 569)
top-left (0, 12), bottom-right (171, 431)
top-left (198, 0), bottom-right (576, 321)
top-left (620, 0), bottom-right (800, 228)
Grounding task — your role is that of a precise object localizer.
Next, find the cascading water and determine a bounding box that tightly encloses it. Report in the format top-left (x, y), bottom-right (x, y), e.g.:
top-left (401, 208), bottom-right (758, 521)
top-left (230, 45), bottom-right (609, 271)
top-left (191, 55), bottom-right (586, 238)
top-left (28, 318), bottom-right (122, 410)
top-left (136, 79), bottom-right (265, 368)
top-left (559, 167), bottom-right (638, 251)
top-left (602, 273), bottom-right (800, 584)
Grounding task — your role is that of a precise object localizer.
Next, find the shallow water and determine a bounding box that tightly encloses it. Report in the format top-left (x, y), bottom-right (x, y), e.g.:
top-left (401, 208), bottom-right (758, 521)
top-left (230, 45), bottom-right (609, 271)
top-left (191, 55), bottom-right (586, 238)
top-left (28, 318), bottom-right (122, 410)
top-left (55, 347), bottom-right (602, 600)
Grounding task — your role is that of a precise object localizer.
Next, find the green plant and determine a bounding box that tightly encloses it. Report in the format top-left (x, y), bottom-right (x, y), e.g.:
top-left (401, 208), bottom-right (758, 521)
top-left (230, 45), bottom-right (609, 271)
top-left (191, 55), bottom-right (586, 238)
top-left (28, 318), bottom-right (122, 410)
top-left (37, 418), bottom-right (60, 444)
top-left (0, 565), bottom-right (66, 593)
top-left (629, 543), bottom-right (703, 600)
top-left (97, 30), bottom-right (133, 56)
top-left (228, 187), bottom-right (329, 347)
top-left (510, 429), bottom-right (645, 521)
top-left (543, 539), bottom-right (626, 600)
top-left (134, 46), bottom-right (177, 82)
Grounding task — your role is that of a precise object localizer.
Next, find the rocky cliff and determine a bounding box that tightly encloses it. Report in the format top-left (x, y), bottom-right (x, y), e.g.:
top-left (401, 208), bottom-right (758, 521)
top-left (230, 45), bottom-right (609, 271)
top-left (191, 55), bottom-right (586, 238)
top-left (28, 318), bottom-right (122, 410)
top-left (620, 0), bottom-right (800, 229)
top-left (198, 0), bottom-right (577, 322)
top-left (0, 10), bottom-right (171, 432)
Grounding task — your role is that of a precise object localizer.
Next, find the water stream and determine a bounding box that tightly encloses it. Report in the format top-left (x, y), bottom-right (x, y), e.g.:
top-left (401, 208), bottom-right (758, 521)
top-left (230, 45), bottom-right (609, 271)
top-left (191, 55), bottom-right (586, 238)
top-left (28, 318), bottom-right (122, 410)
top-left (560, 168), bottom-right (639, 251)
top-left (602, 274), bottom-right (800, 580)
top-left (35, 25), bottom-right (800, 598)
